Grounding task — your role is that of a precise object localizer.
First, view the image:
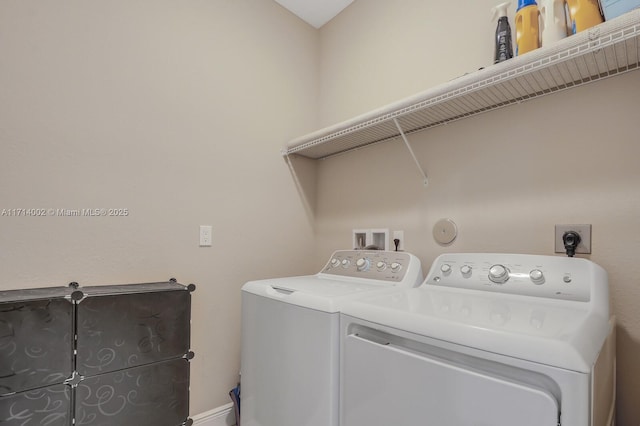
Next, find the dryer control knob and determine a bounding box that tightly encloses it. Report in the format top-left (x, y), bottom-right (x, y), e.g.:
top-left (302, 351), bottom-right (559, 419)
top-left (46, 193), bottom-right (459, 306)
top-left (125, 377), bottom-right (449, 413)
top-left (529, 269), bottom-right (545, 284)
top-left (356, 258), bottom-right (370, 272)
top-left (341, 259), bottom-right (350, 268)
top-left (390, 262), bottom-right (402, 273)
top-left (440, 264), bottom-right (452, 274)
top-left (376, 261), bottom-right (387, 271)
top-left (330, 258), bottom-right (340, 268)
top-left (488, 264), bottom-right (510, 284)
top-left (460, 265), bottom-right (472, 275)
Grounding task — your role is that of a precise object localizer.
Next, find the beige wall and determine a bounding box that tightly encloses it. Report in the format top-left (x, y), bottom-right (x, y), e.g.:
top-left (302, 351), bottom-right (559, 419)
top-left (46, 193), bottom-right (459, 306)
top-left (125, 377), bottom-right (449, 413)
top-left (3, 0), bottom-right (639, 421)
top-left (319, 0), bottom-right (498, 126)
top-left (316, 0), bottom-right (640, 424)
top-left (0, 0), bottom-right (318, 415)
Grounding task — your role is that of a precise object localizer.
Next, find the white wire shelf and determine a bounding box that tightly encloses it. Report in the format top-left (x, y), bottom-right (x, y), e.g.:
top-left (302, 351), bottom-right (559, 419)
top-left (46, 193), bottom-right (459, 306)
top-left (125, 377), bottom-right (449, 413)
top-left (284, 10), bottom-right (640, 160)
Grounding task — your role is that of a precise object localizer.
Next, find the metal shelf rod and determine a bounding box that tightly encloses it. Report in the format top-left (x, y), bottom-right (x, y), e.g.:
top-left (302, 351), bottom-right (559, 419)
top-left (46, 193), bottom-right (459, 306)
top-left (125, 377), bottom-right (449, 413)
top-left (393, 118), bottom-right (428, 187)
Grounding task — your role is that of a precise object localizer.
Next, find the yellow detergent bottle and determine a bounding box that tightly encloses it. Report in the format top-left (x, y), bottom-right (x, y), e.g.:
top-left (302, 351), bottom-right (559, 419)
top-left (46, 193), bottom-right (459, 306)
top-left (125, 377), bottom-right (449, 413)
top-left (515, 0), bottom-right (541, 56)
top-left (564, 0), bottom-right (603, 34)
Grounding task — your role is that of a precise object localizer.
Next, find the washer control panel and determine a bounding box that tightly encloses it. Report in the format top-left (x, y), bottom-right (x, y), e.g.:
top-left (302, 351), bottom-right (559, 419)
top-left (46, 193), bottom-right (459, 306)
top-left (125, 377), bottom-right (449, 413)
top-left (425, 253), bottom-right (596, 302)
top-left (321, 250), bottom-right (417, 283)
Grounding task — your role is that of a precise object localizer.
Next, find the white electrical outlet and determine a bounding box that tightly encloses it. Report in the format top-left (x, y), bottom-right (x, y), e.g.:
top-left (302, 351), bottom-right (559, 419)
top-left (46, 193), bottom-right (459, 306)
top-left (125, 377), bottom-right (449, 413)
top-left (199, 225), bottom-right (212, 247)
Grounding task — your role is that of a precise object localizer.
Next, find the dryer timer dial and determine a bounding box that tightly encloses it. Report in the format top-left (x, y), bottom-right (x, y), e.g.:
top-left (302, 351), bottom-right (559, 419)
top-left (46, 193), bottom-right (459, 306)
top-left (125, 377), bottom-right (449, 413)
top-left (488, 264), bottom-right (510, 284)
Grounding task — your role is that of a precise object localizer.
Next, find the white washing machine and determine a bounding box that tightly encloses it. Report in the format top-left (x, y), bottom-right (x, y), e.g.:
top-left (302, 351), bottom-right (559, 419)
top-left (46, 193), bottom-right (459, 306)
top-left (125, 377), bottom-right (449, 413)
top-left (240, 250), bottom-right (423, 426)
top-left (340, 253), bottom-right (616, 426)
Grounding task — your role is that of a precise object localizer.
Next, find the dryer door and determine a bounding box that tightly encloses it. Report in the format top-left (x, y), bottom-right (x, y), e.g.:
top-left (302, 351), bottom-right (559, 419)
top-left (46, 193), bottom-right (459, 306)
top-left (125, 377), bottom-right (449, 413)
top-left (342, 331), bottom-right (559, 426)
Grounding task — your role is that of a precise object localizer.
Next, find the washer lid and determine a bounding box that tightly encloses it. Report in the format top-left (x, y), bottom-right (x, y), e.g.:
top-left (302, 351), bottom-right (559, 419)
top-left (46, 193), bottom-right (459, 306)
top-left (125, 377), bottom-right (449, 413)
top-left (242, 275), bottom-right (399, 313)
top-left (341, 285), bottom-right (611, 372)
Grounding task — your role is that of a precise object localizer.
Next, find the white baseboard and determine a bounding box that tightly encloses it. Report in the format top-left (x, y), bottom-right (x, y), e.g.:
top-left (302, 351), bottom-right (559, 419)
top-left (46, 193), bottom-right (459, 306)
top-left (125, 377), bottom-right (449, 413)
top-left (192, 402), bottom-right (236, 426)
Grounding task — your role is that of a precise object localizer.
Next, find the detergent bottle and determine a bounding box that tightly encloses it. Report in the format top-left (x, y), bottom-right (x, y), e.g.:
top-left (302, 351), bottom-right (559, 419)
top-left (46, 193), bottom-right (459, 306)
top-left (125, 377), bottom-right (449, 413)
top-left (515, 0), bottom-right (541, 56)
top-left (540, 0), bottom-right (568, 46)
top-left (564, 0), bottom-right (603, 34)
top-left (493, 2), bottom-right (514, 63)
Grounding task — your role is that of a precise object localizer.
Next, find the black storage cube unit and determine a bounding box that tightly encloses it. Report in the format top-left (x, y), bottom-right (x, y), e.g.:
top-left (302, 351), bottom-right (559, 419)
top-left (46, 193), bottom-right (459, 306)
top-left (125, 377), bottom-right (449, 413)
top-left (1, 384), bottom-right (71, 425)
top-left (76, 286), bottom-right (191, 376)
top-left (0, 281), bottom-right (193, 426)
top-left (0, 287), bottom-right (74, 425)
top-left (75, 358), bottom-right (190, 425)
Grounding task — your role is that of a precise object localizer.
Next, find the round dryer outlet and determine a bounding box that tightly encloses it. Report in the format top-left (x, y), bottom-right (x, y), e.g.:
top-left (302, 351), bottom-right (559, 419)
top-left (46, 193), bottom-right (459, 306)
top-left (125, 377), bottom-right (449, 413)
top-left (433, 218), bottom-right (457, 245)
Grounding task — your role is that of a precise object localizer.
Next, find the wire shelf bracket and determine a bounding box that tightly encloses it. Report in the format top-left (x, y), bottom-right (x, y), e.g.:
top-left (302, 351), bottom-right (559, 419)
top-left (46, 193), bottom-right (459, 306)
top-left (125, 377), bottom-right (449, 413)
top-left (393, 118), bottom-right (428, 187)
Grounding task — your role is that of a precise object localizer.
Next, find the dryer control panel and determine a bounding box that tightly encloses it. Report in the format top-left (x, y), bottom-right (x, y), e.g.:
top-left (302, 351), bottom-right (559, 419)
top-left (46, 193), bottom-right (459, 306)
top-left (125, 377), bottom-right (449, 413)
top-left (425, 253), bottom-right (607, 302)
top-left (320, 250), bottom-right (422, 286)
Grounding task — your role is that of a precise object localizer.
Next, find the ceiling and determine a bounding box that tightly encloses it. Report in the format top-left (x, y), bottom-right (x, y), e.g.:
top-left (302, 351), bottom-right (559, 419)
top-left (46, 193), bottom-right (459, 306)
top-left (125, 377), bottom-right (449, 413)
top-left (274, 0), bottom-right (354, 28)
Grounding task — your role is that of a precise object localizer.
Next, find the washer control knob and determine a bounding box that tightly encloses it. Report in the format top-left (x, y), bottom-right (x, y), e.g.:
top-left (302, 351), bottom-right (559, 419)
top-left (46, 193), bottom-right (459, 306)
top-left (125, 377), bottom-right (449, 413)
top-left (460, 265), bottom-right (472, 275)
top-left (376, 261), bottom-right (387, 271)
top-left (529, 269), bottom-right (545, 284)
top-left (440, 264), bottom-right (452, 274)
top-left (341, 259), bottom-right (350, 268)
top-left (488, 264), bottom-right (510, 284)
top-left (356, 258), bottom-right (370, 272)
top-left (390, 262), bottom-right (402, 273)
top-left (330, 258), bottom-right (340, 268)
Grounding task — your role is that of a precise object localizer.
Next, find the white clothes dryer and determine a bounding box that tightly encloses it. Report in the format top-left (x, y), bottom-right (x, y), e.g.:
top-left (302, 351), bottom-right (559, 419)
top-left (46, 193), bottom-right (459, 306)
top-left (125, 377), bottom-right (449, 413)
top-left (241, 250), bottom-right (423, 426)
top-left (340, 253), bottom-right (615, 426)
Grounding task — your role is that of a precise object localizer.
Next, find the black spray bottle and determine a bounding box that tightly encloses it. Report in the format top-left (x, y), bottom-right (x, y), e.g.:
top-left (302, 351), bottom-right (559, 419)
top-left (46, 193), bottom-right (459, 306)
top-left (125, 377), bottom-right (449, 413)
top-left (493, 2), bottom-right (514, 63)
